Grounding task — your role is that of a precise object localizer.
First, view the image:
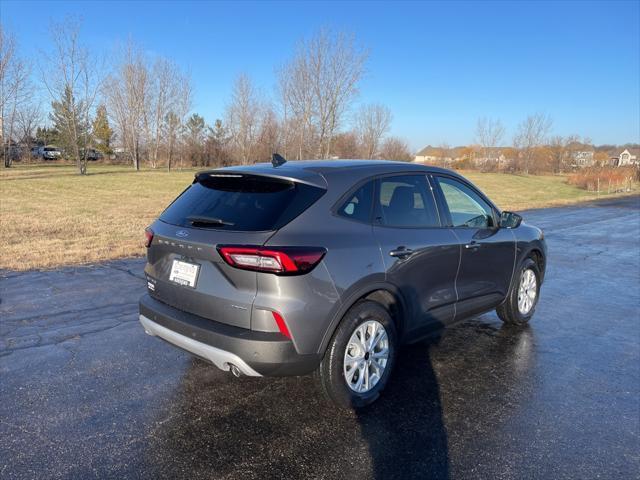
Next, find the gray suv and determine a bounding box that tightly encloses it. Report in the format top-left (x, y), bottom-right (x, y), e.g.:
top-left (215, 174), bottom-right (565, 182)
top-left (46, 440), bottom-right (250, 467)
top-left (139, 159), bottom-right (546, 407)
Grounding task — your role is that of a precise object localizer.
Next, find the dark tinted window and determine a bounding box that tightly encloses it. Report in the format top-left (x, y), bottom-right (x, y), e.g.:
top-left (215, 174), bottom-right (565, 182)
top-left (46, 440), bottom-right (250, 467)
top-left (377, 175), bottom-right (440, 227)
top-left (337, 180), bottom-right (374, 223)
top-left (160, 173), bottom-right (325, 231)
top-left (436, 176), bottom-right (494, 228)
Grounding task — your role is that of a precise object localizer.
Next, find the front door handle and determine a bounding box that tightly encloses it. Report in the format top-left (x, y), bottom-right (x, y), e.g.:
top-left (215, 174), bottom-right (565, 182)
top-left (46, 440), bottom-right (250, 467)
top-left (389, 247), bottom-right (414, 258)
top-left (465, 241), bottom-right (481, 251)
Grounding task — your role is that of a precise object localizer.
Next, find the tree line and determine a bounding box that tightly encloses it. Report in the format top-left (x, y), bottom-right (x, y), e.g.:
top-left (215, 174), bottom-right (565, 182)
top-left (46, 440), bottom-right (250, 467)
top-left (1, 22), bottom-right (412, 174)
top-left (426, 114), bottom-right (637, 175)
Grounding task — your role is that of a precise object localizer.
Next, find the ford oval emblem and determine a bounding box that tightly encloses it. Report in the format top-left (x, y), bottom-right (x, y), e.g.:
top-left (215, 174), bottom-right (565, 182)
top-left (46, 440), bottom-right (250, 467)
top-left (175, 230), bottom-right (189, 238)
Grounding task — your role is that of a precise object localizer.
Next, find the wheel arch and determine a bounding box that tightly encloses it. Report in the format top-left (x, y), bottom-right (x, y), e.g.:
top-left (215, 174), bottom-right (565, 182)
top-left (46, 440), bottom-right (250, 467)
top-left (524, 246), bottom-right (546, 282)
top-left (318, 283), bottom-right (408, 355)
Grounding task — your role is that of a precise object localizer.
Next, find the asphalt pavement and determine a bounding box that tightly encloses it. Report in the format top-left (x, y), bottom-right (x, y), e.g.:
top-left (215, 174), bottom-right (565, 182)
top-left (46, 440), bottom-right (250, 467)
top-left (1, 196), bottom-right (639, 479)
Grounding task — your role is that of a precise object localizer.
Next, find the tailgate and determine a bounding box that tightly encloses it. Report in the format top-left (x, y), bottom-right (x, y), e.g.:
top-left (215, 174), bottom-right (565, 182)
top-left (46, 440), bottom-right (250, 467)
top-left (144, 171), bottom-right (326, 330)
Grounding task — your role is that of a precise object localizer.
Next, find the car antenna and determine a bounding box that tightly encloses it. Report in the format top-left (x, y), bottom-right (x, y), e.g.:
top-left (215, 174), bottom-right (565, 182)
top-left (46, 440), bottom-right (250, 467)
top-left (272, 153), bottom-right (287, 168)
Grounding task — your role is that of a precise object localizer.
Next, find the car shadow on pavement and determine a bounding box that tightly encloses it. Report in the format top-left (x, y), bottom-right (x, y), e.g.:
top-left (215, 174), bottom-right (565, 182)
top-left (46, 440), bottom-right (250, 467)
top-left (355, 330), bottom-right (450, 480)
top-left (141, 319), bottom-right (534, 479)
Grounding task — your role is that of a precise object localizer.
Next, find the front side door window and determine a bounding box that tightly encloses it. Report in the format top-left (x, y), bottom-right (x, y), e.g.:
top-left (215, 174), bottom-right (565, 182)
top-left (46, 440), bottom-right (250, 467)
top-left (435, 176), bottom-right (494, 228)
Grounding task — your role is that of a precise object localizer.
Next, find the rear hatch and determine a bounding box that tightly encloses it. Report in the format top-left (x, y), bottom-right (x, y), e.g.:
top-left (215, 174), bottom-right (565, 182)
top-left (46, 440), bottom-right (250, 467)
top-left (144, 171), bottom-right (326, 329)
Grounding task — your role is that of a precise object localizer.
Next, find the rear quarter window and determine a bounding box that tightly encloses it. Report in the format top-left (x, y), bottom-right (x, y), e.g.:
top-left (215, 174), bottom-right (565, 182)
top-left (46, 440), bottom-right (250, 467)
top-left (160, 173), bottom-right (325, 231)
top-left (337, 180), bottom-right (374, 223)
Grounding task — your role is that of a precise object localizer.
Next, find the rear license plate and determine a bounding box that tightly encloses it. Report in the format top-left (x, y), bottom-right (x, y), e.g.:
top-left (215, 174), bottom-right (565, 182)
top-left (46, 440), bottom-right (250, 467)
top-left (169, 260), bottom-right (200, 288)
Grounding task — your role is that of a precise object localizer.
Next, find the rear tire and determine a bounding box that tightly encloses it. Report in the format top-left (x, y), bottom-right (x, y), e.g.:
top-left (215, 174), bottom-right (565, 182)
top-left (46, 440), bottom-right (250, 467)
top-left (315, 301), bottom-right (397, 409)
top-left (497, 257), bottom-right (541, 325)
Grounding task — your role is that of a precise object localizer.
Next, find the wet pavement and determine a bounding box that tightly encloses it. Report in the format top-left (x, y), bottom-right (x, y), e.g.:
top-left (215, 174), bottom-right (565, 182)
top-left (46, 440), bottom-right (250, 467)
top-left (1, 196), bottom-right (639, 479)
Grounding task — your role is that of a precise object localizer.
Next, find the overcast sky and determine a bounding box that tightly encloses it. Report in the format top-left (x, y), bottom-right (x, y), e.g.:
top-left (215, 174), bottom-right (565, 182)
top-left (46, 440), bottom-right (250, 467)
top-left (3, 0), bottom-right (639, 149)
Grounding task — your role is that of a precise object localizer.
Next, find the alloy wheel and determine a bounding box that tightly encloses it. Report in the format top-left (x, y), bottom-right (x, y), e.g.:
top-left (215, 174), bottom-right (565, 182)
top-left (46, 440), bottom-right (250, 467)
top-left (517, 268), bottom-right (537, 315)
top-left (343, 320), bottom-right (389, 393)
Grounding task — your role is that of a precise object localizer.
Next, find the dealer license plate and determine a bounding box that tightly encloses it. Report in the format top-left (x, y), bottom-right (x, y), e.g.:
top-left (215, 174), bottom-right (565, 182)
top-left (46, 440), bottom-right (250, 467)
top-left (169, 260), bottom-right (199, 288)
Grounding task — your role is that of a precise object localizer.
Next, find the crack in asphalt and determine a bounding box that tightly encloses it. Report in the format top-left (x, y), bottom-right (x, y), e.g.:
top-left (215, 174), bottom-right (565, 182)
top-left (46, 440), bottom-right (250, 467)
top-left (1, 301), bottom-right (139, 324)
top-left (0, 319), bottom-right (136, 357)
top-left (104, 264), bottom-right (146, 281)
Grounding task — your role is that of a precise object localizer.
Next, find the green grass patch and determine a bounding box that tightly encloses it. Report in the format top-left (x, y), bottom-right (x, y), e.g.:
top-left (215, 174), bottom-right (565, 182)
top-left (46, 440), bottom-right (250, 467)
top-left (1, 163), bottom-right (637, 271)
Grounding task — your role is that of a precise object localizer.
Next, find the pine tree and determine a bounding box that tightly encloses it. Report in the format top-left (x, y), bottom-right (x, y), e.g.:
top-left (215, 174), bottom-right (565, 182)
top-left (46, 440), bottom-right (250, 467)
top-left (207, 119), bottom-right (230, 167)
top-left (92, 105), bottom-right (114, 154)
top-left (50, 85), bottom-right (90, 174)
top-left (35, 126), bottom-right (60, 147)
top-left (184, 113), bottom-right (206, 166)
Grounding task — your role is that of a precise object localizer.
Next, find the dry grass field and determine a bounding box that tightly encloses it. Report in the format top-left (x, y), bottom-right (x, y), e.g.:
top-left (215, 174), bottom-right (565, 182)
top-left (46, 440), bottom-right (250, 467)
top-left (1, 163), bottom-right (637, 271)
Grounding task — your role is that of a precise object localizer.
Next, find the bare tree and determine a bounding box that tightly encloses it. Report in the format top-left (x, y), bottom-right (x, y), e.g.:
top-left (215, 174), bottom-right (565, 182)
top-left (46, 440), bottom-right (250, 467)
top-left (279, 29), bottom-right (368, 159)
top-left (436, 142), bottom-right (450, 168)
top-left (226, 74), bottom-right (264, 164)
top-left (16, 102), bottom-right (42, 155)
top-left (254, 106), bottom-right (280, 162)
top-left (379, 136), bottom-right (413, 162)
top-left (164, 74), bottom-right (192, 171)
top-left (103, 42), bottom-right (148, 170)
top-left (164, 111), bottom-right (181, 171)
top-left (549, 135), bottom-right (576, 174)
top-left (475, 117), bottom-right (505, 170)
top-left (278, 56), bottom-right (314, 160)
top-left (1, 27), bottom-right (31, 167)
top-left (354, 103), bottom-right (392, 159)
top-left (278, 60), bottom-right (313, 160)
top-left (332, 131), bottom-right (360, 159)
top-left (513, 113), bottom-right (553, 174)
top-left (40, 19), bottom-right (101, 174)
top-left (147, 59), bottom-right (192, 168)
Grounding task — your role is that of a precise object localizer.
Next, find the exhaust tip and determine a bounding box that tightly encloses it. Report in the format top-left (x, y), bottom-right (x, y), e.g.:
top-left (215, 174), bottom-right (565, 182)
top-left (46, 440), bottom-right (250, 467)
top-left (229, 364), bottom-right (242, 377)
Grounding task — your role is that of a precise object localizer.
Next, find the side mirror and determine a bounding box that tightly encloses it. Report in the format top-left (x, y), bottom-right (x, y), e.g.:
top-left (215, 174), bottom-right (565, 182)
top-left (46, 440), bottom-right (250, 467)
top-left (499, 211), bottom-right (523, 229)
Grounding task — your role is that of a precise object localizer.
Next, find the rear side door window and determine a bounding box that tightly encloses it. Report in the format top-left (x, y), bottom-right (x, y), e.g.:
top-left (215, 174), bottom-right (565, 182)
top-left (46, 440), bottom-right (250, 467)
top-left (434, 176), bottom-right (495, 228)
top-left (376, 175), bottom-right (440, 227)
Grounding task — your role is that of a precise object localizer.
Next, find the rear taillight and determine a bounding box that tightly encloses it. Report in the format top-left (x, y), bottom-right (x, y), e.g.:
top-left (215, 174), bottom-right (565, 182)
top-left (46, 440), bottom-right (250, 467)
top-left (217, 245), bottom-right (326, 275)
top-left (144, 228), bottom-right (154, 248)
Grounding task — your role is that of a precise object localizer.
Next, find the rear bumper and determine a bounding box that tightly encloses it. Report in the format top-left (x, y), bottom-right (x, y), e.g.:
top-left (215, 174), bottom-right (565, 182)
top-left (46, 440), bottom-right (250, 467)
top-left (139, 294), bottom-right (321, 376)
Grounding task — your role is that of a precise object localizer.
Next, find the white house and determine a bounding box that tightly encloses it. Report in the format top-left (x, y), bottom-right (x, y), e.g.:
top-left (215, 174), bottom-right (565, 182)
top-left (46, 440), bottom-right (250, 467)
top-left (413, 146), bottom-right (452, 164)
top-left (612, 148), bottom-right (639, 166)
top-left (567, 142), bottom-right (595, 167)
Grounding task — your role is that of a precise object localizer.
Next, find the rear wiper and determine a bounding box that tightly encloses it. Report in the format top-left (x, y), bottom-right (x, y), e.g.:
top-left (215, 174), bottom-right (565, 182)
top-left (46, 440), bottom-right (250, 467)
top-left (187, 215), bottom-right (235, 226)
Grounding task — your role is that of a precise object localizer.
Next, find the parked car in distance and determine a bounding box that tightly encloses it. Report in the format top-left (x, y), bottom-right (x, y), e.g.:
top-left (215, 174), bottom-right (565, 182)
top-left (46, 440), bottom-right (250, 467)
top-left (139, 159), bottom-right (547, 408)
top-left (40, 146), bottom-right (62, 160)
top-left (81, 148), bottom-right (103, 161)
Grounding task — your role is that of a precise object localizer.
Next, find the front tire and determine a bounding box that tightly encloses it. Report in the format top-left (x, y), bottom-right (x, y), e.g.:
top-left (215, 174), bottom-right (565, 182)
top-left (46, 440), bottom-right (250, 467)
top-left (497, 257), bottom-right (541, 325)
top-left (315, 301), bottom-right (397, 409)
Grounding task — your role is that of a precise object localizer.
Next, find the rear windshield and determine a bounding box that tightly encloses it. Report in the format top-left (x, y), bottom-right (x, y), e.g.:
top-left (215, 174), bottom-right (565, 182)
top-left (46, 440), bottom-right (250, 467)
top-left (159, 173), bottom-right (325, 231)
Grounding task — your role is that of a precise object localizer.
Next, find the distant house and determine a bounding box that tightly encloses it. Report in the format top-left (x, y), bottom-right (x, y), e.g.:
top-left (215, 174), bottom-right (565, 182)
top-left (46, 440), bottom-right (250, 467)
top-left (474, 147), bottom-right (509, 167)
top-left (567, 142), bottom-right (595, 168)
top-left (610, 148), bottom-right (639, 167)
top-left (413, 145), bottom-right (453, 164)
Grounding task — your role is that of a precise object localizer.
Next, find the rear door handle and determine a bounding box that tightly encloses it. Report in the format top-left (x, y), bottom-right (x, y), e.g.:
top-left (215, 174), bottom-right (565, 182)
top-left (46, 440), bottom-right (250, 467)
top-left (464, 241), bottom-right (481, 250)
top-left (389, 247), bottom-right (414, 258)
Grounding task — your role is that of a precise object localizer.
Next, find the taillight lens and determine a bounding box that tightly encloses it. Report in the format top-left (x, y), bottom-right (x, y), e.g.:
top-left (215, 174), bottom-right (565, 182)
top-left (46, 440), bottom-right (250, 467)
top-left (217, 245), bottom-right (326, 275)
top-left (272, 311), bottom-right (292, 339)
top-left (144, 228), bottom-right (154, 248)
